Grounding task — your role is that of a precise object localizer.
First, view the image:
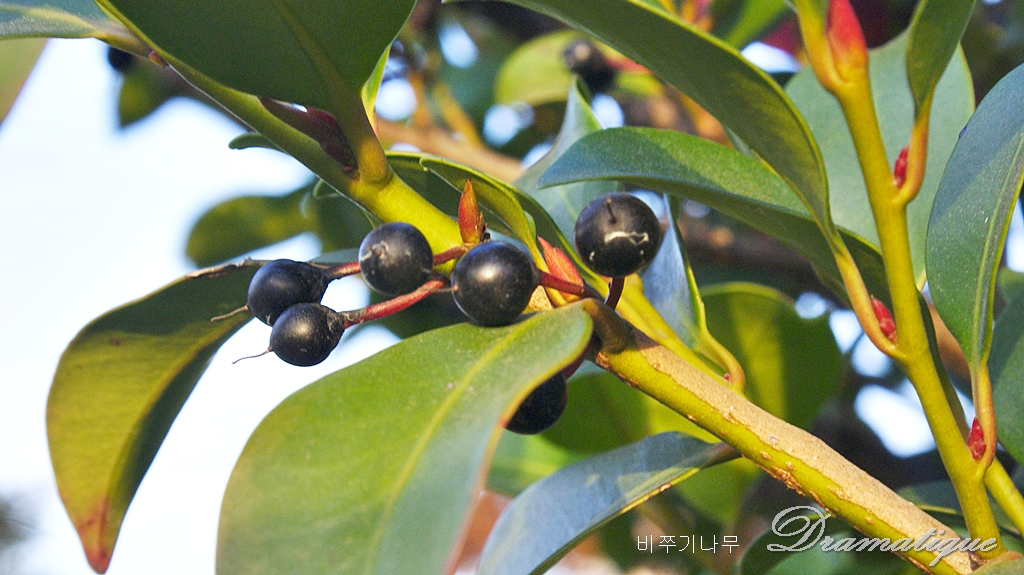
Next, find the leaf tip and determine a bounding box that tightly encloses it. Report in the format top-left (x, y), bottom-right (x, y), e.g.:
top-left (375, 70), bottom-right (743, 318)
top-left (75, 498), bottom-right (114, 573)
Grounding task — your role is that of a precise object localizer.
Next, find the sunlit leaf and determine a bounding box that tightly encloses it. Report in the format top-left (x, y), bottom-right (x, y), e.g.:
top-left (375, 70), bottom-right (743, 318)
top-left (218, 305), bottom-right (593, 575)
top-left (0, 0), bottom-right (130, 41)
top-left (927, 62), bottom-right (1024, 372)
top-left (0, 37), bottom-right (43, 125)
top-left (97, 0), bottom-right (414, 109)
top-left (47, 262), bottom-right (257, 573)
top-left (787, 32), bottom-right (974, 283)
top-left (494, 30), bottom-right (584, 107)
top-left (478, 432), bottom-right (731, 575)
top-left (539, 127), bottom-right (888, 300)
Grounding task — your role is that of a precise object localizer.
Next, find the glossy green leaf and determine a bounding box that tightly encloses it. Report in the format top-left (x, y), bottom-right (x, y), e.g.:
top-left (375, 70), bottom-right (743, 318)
top-left (927, 62), bottom-right (1024, 372)
top-left (990, 296), bottom-right (1024, 465)
top-left (905, 0), bottom-right (975, 117)
top-left (703, 283), bottom-right (841, 429)
top-left (217, 304), bottom-right (593, 575)
top-left (97, 0), bottom-right (414, 109)
top-left (0, 37), bottom-right (43, 125)
top-left (0, 0), bottom-right (128, 40)
top-left (47, 262), bottom-right (257, 573)
top-left (639, 199), bottom-right (703, 348)
top-left (710, 0), bottom-right (788, 48)
top-left (487, 432), bottom-right (584, 497)
top-left (475, 0), bottom-right (832, 240)
top-left (516, 78), bottom-right (618, 241)
top-left (539, 127), bottom-right (888, 300)
top-left (477, 433), bottom-right (731, 575)
top-left (787, 33), bottom-right (974, 284)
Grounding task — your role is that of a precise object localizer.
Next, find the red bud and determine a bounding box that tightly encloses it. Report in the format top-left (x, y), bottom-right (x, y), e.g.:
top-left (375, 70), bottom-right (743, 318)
top-left (894, 147), bottom-right (909, 188)
top-left (539, 237), bottom-right (585, 302)
top-left (968, 418), bottom-right (985, 461)
top-left (827, 0), bottom-right (868, 78)
top-left (871, 296), bottom-right (897, 343)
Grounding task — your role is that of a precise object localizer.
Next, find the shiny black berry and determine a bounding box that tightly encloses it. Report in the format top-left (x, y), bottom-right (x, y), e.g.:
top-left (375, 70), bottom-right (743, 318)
top-left (506, 374), bottom-right (568, 435)
top-left (574, 193), bottom-right (662, 278)
top-left (563, 40), bottom-right (616, 95)
top-left (359, 222), bottom-right (434, 295)
top-left (248, 260), bottom-right (330, 326)
top-left (452, 241), bottom-right (540, 327)
top-left (269, 303), bottom-right (344, 366)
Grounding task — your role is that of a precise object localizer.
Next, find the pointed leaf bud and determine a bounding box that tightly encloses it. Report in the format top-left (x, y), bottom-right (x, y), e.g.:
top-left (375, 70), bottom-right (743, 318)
top-left (458, 180), bottom-right (486, 245)
top-left (871, 296), bottom-right (897, 343)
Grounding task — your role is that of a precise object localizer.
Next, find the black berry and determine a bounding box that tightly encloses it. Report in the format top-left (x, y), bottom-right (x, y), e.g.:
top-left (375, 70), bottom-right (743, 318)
top-left (563, 40), bottom-right (616, 95)
top-left (107, 47), bottom-right (135, 72)
top-left (506, 374), bottom-right (568, 435)
top-left (248, 259), bottom-right (330, 326)
top-left (359, 222), bottom-right (434, 295)
top-left (269, 303), bottom-right (344, 366)
top-left (574, 193), bottom-right (662, 278)
top-left (452, 241), bottom-right (540, 327)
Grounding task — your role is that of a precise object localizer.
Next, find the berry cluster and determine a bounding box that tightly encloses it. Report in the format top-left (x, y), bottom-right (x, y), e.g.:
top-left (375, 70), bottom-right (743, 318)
top-left (238, 186), bottom-right (663, 435)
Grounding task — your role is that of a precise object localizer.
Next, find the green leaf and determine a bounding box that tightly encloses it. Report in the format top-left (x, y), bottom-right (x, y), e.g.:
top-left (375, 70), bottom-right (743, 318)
top-left (541, 363), bottom-right (648, 454)
top-left (420, 157), bottom-right (542, 260)
top-left (991, 296), bottom-right (1024, 465)
top-left (487, 432), bottom-right (585, 497)
top-left (186, 181), bottom-right (374, 266)
top-left (97, 0), bottom-right (414, 109)
top-left (639, 199), bottom-right (703, 348)
top-left (227, 132), bottom-right (281, 152)
top-left (974, 558), bottom-right (1024, 575)
top-left (703, 283), bottom-right (841, 429)
top-left (516, 78), bottom-right (618, 241)
top-left (0, 37), bottom-right (43, 125)
top-left (117, 56), bottom-right (181, 127)
top-left (477, 433), bottom-right (731, 575)
top-left (47, 262), bottom-right (257, 573)
top-left (927, 62), bottom-right (1024, 372)
top-left (539, 127), bottom-right (888, 300)
top-left (475, 0), bottom-right (832, 241)
top-left (494, 30), bottom-right (583, 107)
top-left (905, 0), bottom-right (975, 118)
top-left (710, 0), bottom-right (788, 48)
top-left (0, 0), bottom-right (127, 40)
top-left (787, 32), bottom-right (974, 283)
top-left (217, 304), bottom-right (593, 575)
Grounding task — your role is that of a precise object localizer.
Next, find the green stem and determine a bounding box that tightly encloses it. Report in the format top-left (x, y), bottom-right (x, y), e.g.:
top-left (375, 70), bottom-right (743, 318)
top-left (583, 300), bottom-right (976, 575)
top-left (987, 460), bottom-right (1024, 536)
top-left (833, 76), bottom-right (1004, 555)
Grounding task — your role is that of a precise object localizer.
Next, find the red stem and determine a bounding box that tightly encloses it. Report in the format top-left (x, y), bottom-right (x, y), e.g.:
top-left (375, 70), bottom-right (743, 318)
top-left (341, 278), bottom-right (448, 327)
top-left (605, 276), bottom-right (625, 309)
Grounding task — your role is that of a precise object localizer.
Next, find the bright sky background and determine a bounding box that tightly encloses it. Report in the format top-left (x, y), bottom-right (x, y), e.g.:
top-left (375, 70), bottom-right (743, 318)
top-left (0, 38), bottom-right (398, 575)
top-left (3, 33), bottom-right (1023, 575)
